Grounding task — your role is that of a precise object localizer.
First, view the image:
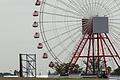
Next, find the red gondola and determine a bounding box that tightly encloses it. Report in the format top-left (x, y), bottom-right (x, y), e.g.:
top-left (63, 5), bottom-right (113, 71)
top-left (35, 0), bottom-right (41, 6)
top-left (33, 21), bottom-right (38, 27)
top-left (49, 61), bottom-right (54, 68)
top-left (33, 11), bottom-right (38, 16)
top-left (34, 32), bottom-right (39, 38)
top-left (42, 53), bottom-right (48, 59)
top-left (37, 43), bottom-right (43, 49)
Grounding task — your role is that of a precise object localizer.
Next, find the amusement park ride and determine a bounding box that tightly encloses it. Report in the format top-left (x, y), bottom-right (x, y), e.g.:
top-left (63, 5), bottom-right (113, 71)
top-left (32, 0), bottom-right (120, 77)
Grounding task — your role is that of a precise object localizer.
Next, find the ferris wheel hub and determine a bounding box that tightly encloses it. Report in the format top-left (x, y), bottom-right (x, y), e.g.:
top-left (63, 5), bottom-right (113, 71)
top-left (82, 17), bottom-right (108, 34)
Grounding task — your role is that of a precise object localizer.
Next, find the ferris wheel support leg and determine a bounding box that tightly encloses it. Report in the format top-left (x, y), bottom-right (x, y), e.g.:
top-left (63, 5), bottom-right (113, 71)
top-left (70, 26), bottom-right (92, 64)
top-left (100, 34), bottom-right (120, 67)
top-left (74, 34), bottom-right (90, 64)
top-left (105, 33), bottom-right (120, 65)
top-left (100, 34), bottom-right (107, 74)
top-left (70, 33), bottom-right (88, 64)
top-left (70, 38), bottom-right (84, 64)
top-left (92, 34), bottom-right (96, 75)
top-left (73, 32), bottom-right (92, 64)
top-left (86, 35), bottom-right (92, 74)
top-left (70, 33), bottom-right (91, 65)
top-left (97, 34), bottom-right (100, 72)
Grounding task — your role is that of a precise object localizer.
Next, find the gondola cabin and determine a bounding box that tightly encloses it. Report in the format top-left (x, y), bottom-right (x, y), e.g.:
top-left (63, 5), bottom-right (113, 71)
top-left (42, 53), bottom-right (48, 59)
top-left (34, 32), bottom-right (40, 38)
top-left (33, 11), bottom-right (38, 16)
top-left (33, 21), bottom-right (38, 27)
top-left (37, 43), bottom-right (43, 49)
top-left (35, 0), bottom-right (41, 6)
top-left (49, 61), bottom-right (54, 68)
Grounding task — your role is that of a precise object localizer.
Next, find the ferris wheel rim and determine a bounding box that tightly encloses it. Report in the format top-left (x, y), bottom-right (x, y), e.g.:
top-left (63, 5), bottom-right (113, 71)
top-left (39, 0), bottom-right (62, 63)
top-left (37, 0), bottom-right (120, 66)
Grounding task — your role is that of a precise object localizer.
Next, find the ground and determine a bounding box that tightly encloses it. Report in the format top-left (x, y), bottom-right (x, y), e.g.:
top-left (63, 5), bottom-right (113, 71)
top-left (0, 78), bottom-right (108, 80)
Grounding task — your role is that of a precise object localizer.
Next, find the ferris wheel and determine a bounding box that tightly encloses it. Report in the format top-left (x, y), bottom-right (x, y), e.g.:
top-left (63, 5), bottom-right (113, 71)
top-left (33, 0), bottom-right (120, 75)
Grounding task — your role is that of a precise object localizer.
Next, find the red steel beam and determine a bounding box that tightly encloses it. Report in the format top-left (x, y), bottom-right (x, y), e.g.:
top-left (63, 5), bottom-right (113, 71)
top-left (70, 34), bottom-right (86, 64)
top-left (70, 27), bottom-right (91, 64)
top-left (86, 35), bottom-right (92, 74)
top-left (100, 34), bottom-right (107, 72)
top-left (100, 34), bottom-right (120, 67)
top-left (97, 33), bottom-right (100, 71)
top-left (79, 55), bottom-right (118, 58)
top-left (73, 33), bottom-right (92, 64)
top-left (105, 33), bottom-right (120, 60)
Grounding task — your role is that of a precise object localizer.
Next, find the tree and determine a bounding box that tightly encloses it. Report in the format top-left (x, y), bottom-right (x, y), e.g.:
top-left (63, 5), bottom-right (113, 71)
top-left (0, 73), bottom-right (3, 77)
top-left (83, 57), bottom-right (106, 74)
top-left (52, 63), bottom-right (83, 75)
top-left (14, 70), bottom-right (19, 76)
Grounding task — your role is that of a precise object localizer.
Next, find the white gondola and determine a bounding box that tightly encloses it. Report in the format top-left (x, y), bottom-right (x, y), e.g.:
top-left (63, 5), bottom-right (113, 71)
top-left (34, 32), bottom-right (39, 38)
top-left (37, 43), bottom-right (43, 49)
top-left (35, 0), bottom-right (41, 6)
top-left (33, 21), bottom-right (38, 27)
top-left (43, 53), bottom-right (48, 59)
top-left (33, 11), bottom-right (38, 17)
top-left (49, 61), bottom-right (54, 68)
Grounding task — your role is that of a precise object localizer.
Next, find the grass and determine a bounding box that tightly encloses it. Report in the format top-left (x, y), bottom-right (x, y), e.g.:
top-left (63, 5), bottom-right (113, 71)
top-left (0, 77), bottom-right (108, 80)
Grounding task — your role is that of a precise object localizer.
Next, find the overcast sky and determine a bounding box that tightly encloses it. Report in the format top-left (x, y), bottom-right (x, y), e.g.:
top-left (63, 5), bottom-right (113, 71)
top-left (0, 0), bottom-right (50, 75)
top-left (1, 0), bottom-right (120, 76)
